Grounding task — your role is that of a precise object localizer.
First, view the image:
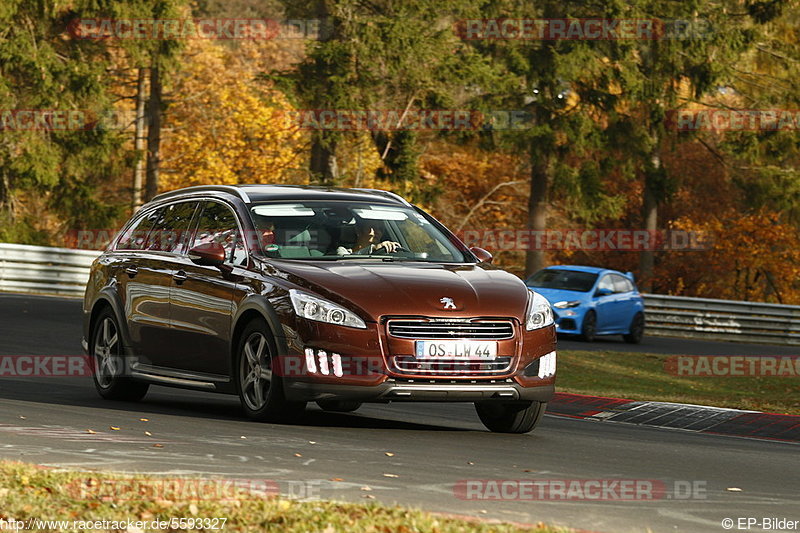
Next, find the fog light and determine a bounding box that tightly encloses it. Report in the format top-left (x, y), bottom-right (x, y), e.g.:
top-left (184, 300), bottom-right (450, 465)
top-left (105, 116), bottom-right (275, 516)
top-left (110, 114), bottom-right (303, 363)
top-left (331, 353), bottom-right (343, 377)
top-left (537, 351), bottom-right (556, 378)
top-left (304, 348), bottom-right (317, 373)
top-left (318, 350), bottom-right (330, 375)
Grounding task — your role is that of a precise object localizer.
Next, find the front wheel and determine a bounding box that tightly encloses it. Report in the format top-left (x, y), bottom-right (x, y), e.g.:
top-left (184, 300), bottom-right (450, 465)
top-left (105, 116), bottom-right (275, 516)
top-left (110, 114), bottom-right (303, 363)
top-left (91, 308), bottom-right (149, 401)
top-left (623, 312), bottom-right (645, 344)
top-left (579, 311), bottom-right (597, 342)
top-left (475, 401), bottom-right (547, 433)
top-left (236, 319), bottom-right (306, 423)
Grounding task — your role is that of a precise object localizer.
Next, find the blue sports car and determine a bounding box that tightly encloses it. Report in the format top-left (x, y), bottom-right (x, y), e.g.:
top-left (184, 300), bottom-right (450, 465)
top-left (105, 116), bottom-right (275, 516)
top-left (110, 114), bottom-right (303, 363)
top-left (525, 265), bottom-right (645, 343)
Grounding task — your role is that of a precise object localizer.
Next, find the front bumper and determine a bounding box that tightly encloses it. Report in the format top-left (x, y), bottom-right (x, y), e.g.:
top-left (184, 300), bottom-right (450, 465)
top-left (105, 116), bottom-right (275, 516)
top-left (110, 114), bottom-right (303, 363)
top-left (285, 378), bottom-right (555, 403)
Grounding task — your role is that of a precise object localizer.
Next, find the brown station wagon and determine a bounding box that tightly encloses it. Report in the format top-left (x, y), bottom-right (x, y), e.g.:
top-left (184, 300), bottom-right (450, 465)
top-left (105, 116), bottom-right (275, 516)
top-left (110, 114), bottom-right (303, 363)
top-left (82, 185), bottom-right (556, 433)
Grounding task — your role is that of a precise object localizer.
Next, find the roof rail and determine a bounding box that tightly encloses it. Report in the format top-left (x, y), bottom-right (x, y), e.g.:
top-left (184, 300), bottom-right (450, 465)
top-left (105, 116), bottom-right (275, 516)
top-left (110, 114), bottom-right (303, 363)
top-left (150, 185), bottom-right (251, 204)
top-left (351, 188), bottom-right (412, 206)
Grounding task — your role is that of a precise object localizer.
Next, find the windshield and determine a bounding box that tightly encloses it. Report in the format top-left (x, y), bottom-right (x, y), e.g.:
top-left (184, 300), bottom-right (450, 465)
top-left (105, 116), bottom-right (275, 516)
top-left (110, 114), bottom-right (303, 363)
top-left (248, 201), bottom-right (470, 263)
top-left (526, 269), bottom-right (598, 292)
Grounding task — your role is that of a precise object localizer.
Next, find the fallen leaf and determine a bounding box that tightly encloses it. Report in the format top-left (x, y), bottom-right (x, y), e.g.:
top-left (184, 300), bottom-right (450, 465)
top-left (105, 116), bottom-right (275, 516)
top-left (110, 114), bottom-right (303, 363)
top-left (110, 426), bottom-right (120, 431)
top-left (86, 429), bottom-right (96, 434)
top-left (478, 510), bottom-right (488, 514)
top-left (153, 444), bottom-right (163, 448)
top-left (363, 494), bottom-right (375, 499)
top-left (240, 436), bottom-right (247, 439)
top-left (144, 431), bottom-right (152, 437)
top-left (294, 453), bottom-right (302, 457)
top-left (309, 441), bottom-right (316, 444)
top-left (467, 462), bottom-right (474, 465)
top-left (726, 487), bottom-right (743, 492)
top-left (384, 452), bottom-right (395, 457)
top-left (277, 500), bottom-right (292, 511)
top-left (139, 418), bottom-right (149, 422)
top-left (360, 486), bottom-right (372, 491)
top-left (329, 478), bottom-right (343, 482)
top-left (382, 473), bottom-right (399, 478)
top-left (19, 416), bottom-right (25, 420)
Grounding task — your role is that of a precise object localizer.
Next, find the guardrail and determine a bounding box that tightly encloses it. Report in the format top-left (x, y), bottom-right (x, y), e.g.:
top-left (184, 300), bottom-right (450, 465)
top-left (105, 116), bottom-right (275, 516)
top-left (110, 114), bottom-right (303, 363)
top-left (643, 293), bottom-right (800, 346)
top-left (0, 243), bottom-right (99, 297)
top-left (1, 242), bottom-right (799, 345)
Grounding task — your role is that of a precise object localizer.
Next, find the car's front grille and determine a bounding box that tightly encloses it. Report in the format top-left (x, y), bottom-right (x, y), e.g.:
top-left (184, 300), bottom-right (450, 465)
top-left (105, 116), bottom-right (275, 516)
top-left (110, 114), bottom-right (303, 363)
top-left (391, 356), bottom-right (514, 375)
top-left (387, 319), bottom-right (514, 340)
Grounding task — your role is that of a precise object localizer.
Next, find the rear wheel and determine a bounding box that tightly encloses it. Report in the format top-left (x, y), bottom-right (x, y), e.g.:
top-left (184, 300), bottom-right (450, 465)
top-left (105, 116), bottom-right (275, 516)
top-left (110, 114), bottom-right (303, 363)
top-left (475, 401), bottom-right (547, 433)
top-left (236, 319), bottom-right (306, 423)
top-left (579, 311), bottom-right (597, 342)
top-left (316, 400), bottom-right (362, 413)
top-left (91, 308), bottom-right (149, 401)
top-left (623, 312), bottom-right (645, 344)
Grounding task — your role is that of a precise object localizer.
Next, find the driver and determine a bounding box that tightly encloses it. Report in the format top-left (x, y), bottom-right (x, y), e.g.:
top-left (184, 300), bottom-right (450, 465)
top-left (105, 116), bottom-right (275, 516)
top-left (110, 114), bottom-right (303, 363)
top-left (337, 219), bottom-right (401, 255)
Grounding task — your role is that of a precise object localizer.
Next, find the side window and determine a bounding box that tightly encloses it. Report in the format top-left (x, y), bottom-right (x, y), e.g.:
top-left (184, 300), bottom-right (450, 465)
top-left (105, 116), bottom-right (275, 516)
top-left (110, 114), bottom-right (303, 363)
top-left (611, 275), bottom-right (628, 293)
top-left (146, 201), bottom-right (199, 253)
top-left (597, 275), bottom-right (615, 293)
top-left (612, 275), bottom-right (634, 293)
top-left (115, 208), bottom-right (162, 251)
top-left (191, 201), bottom-right (246, 265)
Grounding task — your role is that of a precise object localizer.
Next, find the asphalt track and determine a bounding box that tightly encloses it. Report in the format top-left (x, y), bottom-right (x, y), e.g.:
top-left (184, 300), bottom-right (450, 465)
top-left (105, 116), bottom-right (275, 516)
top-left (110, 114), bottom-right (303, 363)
top-left (0, 293), bottom-right (797, 532)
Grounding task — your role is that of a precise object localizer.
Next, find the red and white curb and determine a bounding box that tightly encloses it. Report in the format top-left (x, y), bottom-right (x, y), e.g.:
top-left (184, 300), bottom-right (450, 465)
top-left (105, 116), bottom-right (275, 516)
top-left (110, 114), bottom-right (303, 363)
top-left (547, 393), bottom-right (800, 443)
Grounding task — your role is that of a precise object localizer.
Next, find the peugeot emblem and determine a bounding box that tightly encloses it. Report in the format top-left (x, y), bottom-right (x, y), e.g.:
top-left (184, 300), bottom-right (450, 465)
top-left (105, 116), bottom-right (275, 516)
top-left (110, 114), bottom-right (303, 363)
top-left (440, 297), bottom-right (456, 310)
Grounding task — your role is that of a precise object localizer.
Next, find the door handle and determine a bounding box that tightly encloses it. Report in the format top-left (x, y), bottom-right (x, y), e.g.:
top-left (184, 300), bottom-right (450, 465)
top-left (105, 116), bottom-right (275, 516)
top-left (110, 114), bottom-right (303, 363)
top-left (173, 270), bottom-right (188, 284)
top-left (124, 265), bottom-right (138, 277)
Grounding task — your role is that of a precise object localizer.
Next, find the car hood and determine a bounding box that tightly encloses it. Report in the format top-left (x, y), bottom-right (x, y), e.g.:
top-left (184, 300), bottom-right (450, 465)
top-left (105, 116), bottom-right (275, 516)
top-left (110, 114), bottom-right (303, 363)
top-left (271, 260), bottom-right (530, 320)
top-left (527, 286), bottom-right (591, 306)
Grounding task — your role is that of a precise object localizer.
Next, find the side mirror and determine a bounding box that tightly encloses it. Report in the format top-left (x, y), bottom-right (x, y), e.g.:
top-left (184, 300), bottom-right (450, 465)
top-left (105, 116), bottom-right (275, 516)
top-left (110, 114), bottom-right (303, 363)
top-left (188, 242), bottom-right (226, 266)
top-left (595, 287), bottom-right (613, 298)
top-left (470, 246), bottom-right (493, 264)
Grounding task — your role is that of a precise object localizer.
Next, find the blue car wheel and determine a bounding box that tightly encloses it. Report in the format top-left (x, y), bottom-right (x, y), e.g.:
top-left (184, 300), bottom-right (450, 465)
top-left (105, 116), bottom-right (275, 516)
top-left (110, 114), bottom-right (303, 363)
top-left (623, 312), bottom-right (645, 344)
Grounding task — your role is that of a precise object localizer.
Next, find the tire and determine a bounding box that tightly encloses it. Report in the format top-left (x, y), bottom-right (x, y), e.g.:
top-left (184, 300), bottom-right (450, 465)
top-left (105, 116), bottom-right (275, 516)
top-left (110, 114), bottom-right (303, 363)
top-left (236, 319), bottom-right (306, 423)
top-left (623, 312), bottom-right (645, 344)
top-left (316, 400), bottom-right (362, 413)
top-left (90, 308), bottom-right (149, 401)
top-left (475, 401), bottom-right (547, 434)
top-left (579, 310), bottom-right (597, 342)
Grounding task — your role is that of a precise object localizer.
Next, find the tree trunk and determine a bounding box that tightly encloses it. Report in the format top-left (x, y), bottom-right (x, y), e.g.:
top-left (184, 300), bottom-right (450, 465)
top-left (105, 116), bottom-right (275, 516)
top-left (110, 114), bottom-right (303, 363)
top-left (145, 63), bottom-right (162, 202)
top-left (310, 135), bottom-right (338, 184)
top-left (525, 150), bottom-right (549, 277)
top-left (132, 68), bottom-right (147, 211)
top-left (638, 152), bottom-right (659, 292)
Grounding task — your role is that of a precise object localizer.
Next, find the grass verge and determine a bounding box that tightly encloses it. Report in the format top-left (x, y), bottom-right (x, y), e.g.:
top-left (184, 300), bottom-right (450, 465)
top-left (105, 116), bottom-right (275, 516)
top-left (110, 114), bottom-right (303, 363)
top-left (558, 349), bottom-right (800, 415)
top-left (0, 461), bottom-right (569, 532)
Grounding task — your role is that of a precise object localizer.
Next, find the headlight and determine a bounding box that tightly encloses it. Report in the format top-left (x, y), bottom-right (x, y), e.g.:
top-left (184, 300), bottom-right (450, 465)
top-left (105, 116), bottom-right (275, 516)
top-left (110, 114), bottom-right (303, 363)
top-left (526, 291), bottom-right (554, 330)
top-left (553, 300), bottom-right (581, 309)
top-left (289, 289), bottom-right (367, 329)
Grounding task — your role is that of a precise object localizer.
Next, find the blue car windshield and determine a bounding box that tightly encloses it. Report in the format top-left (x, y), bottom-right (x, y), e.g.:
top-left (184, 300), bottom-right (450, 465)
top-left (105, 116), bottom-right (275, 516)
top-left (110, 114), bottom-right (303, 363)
top-left (527, 269), bottom-right (598, 292)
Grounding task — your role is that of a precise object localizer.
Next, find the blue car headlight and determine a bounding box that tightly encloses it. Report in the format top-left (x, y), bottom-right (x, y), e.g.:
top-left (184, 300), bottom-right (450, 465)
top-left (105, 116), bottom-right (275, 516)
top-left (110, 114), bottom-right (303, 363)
top-left (526, 291), bottom-right (555, 330)
top-left (553, 300), bottom-right (581, 309)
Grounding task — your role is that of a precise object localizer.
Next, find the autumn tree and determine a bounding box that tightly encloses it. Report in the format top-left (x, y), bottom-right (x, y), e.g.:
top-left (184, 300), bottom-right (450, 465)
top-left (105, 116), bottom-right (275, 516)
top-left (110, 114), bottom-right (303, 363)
top-left (160, 39), bottom-right (303, 189)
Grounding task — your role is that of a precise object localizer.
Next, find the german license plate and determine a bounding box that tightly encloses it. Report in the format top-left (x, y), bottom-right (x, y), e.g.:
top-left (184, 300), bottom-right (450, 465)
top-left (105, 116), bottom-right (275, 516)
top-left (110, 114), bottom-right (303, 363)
top-left (415, 340), bottom-right (497, 360)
